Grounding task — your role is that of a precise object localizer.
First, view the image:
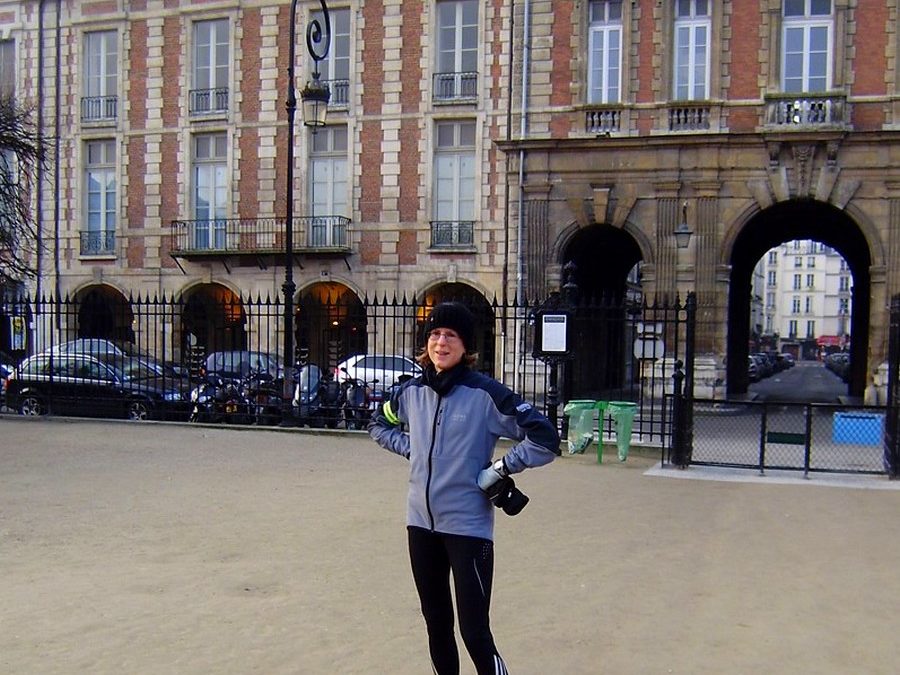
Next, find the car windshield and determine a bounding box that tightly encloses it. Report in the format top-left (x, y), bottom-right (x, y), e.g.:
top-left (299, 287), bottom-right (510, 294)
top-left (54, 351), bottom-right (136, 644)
top-left (108, 358), bottom-right (158, 381)
top-left (210, 351), bottom-right (280, 378)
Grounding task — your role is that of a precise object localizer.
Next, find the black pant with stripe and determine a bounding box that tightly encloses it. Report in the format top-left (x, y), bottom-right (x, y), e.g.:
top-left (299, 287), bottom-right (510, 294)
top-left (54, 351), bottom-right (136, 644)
top-left (408, 526), bottom-right (509, 675)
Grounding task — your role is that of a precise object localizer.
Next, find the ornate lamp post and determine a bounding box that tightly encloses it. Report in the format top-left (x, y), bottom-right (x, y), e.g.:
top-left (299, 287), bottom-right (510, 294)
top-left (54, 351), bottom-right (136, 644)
top-left (283, 0), bottom-right (331, 423)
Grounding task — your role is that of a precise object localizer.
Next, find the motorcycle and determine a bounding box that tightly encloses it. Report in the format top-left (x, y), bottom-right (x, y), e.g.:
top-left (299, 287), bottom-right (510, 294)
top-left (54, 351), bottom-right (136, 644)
top-left (293, 364), bottom-right (342, 428)
top-left (339, 369), bottom-right (374, 430)
top-left (189, 370), bottom-right (251, 424)
top-left (241, 370), bottom-right (283, 426)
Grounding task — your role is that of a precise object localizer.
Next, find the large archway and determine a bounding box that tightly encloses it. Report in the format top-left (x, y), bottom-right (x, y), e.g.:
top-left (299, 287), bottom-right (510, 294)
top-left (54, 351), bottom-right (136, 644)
top-left (727, 200), bottom-right (871, 397)
top-left (74, 285), bottom-right (133, 343)
top-left (181, 284), bottom-right (247, 359)
top-left (561, 224), bottom-right (644, 399)
top-left (297, 282), bottom-right (366, 372)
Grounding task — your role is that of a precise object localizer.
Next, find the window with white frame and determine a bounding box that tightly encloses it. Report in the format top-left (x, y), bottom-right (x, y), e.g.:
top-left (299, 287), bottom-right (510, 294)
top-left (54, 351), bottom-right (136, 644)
top-left (806, 320), bottom-right (815, 338)
top-left (192, 133), bottom-right (227, 249)
top-left (308, 125), bottom-right (348, 248)
top-left (782, 0), bottom-right (832, 93)
top-left (788, 320), bottom-right (798, 337)
top-left (432, 120), bottom-right (475, 247)
top-left (792, 296), bottom-right (800, 314)
top-left (0, 148), bottom-right (16, 238)
top-left (83, 31), bottom-right (117, 122)
top-left (793, 274), bottom-right (801, 290)
top-left (0, 39), bottom-right (14, 100)
top-left (434, 0), bottom-right (478, 101)
top-left (191, 19), bottom-right (229, 115)
top-left (83, 140), bottom-right (117, 255)
top-left (588, 1), bottom-right (622, 104)
top-left (673, 0), bottom-right (710, 100)
top-left (311, 8), bottom-right (350, 108)
top-left (767, 270), bottom-right (777, 286)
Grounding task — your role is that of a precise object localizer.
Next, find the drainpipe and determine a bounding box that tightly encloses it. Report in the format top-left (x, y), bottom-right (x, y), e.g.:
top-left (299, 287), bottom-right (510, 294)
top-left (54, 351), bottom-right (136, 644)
top-left (36, 0), bottom-right (45, 302)
top-left (54, 0), bottom-right (61, 323)
top-left (501, 0), bottom-right (517, 384)
top-left (512, 0), bottom-right (531, 393)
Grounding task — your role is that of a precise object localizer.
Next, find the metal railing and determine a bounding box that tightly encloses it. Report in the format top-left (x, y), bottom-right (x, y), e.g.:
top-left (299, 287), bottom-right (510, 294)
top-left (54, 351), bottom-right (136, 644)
top-left (170, 216), bottom-right (351, 255)
top-left (81, 96), bottom-right (118, 123)
top-left (189, 87), bottom-right (229, 116)
top-left (430, 220), bottom-right (474, 248)
top-left (79, 230), bottom-right (116, 256)
top-left (433, 72), bottom-right (478, 102)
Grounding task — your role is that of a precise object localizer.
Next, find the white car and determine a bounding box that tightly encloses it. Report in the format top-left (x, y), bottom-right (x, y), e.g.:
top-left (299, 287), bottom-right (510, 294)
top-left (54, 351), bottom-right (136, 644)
top-left (334, 354), bottom-right (421, 389)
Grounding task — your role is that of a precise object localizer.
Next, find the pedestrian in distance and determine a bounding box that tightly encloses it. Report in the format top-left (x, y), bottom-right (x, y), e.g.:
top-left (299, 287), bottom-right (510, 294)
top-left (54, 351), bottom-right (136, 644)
top-left (368, 301), bottom-right (560, 674)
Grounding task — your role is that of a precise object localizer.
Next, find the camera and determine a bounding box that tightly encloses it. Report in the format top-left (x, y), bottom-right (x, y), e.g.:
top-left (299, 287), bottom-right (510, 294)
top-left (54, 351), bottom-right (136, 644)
top-left (487, 476), bottom-right (529, 516)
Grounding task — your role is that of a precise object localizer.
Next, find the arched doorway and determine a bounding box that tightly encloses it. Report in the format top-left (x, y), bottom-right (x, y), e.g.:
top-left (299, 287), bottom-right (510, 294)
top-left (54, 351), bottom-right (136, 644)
top-left (562, 224), bottom-right (644, 399)
top-left (181, 284), bottom-right (247, 360)
top-left (75, 285), bottom-right (134, 343)
top-left (727, 200), bottom-right (870, 397)
top-left (420, 283), bottom-right (495, 375)
top-left (297, 282), bottom-right (366, 372)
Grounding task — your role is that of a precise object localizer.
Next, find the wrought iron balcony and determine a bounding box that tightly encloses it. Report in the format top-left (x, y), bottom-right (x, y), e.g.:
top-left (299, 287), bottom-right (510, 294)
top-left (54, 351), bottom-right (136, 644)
top-left (323, 79), bottom-right (350, 109)
top-left (170, 216), bottom-right (352, 257)
top-left (585, 105), bottom-right (623, 134)
top-left (765, 93), bottom-right (848, 128)
top-left (81, 96), bottom-right (118, 123)
top-left (189, 87), bottom-right (229, 116)
top-left (80, 230), bottom-right (116, 256)
top-left (433, 72), bottom-right (478, 103)
top-left (430, 220), bottom-right (475, 249)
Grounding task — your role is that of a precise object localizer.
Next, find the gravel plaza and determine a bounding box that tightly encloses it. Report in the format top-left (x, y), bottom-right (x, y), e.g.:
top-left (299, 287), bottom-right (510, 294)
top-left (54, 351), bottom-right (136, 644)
top-left (3, 416), bottom-right (900, 674)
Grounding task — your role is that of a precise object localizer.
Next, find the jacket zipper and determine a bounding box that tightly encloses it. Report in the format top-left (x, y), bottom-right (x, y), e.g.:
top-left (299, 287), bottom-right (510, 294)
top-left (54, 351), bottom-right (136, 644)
top-left (425, 398), bottom-right (442, 531)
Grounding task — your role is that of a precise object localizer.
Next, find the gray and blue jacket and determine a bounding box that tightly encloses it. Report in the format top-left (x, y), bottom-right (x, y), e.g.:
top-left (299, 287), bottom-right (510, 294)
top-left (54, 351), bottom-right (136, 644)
top-left (368, 364), bottom-right (559, 541)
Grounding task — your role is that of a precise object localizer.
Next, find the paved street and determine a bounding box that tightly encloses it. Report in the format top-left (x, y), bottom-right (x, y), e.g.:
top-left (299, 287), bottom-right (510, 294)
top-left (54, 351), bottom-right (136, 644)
top-left (750, 360), bottom-right (847, 403)
top-left (3, 417), bottom-right (900, 674)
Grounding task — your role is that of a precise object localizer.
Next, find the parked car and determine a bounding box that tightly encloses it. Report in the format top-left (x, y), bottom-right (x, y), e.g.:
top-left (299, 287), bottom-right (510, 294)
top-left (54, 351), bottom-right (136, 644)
top-left (748, 356), bottom-right (760, 383)
top-left (51, 338), bottom-right (187, 378)
top-left (6, 352), bottom-right (192, 421)
top-left (333, 354), bottom-right (421, 389)
top-left (205, 350), bottom-right (282, 383)
top-left (824, 352), bottom-right (851, 382)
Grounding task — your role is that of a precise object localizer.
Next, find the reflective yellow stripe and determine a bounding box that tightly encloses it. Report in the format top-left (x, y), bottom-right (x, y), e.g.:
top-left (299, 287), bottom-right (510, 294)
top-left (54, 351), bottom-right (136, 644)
top-left (383, 400), bottom-right (400, 426)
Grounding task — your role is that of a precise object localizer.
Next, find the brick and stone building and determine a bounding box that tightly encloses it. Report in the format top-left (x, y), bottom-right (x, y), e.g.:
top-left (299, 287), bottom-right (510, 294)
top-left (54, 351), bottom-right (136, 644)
top-left (2, 0), bottom-right (899, 399)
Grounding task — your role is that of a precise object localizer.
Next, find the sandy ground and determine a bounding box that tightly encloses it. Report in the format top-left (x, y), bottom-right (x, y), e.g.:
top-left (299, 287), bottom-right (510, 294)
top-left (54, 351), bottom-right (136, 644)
top-left (3, 416), bottom-right (900, 674)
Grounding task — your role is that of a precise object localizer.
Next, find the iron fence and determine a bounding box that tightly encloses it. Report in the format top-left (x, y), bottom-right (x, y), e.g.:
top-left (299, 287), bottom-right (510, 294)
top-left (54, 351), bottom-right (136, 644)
top-left (0, 292), bottom-right (694, 440)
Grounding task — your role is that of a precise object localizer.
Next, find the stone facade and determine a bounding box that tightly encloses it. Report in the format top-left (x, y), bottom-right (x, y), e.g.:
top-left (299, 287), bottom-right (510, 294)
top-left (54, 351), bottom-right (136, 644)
top-left (4, 0), bottom-right (900, 395)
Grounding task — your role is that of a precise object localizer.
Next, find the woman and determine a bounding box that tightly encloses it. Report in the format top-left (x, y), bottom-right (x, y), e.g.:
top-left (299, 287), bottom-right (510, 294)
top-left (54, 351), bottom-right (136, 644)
top-left (368, 301), bottom-right (559, 674)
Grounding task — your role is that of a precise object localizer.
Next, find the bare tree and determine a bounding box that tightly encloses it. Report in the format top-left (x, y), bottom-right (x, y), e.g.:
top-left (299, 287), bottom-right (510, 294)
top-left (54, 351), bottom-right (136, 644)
top-left (0, 95), bottom-right (46, 287)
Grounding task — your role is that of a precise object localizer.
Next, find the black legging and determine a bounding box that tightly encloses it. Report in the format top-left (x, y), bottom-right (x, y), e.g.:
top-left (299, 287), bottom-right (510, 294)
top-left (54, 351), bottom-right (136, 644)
top-left (408, 526), bottom-right (509, 675)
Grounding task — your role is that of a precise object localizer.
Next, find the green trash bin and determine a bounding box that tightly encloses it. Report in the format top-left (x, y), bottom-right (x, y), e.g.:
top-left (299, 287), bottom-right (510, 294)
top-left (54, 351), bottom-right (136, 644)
top-left (563, 400), bottom-right (597, 455)
top-left (608, 401), bottom-right (637, 461)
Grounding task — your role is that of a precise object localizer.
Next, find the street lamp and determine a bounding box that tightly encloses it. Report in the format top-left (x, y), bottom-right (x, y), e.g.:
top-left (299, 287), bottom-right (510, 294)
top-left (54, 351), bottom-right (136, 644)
top-left (283, 0), bottom-right (331, 423)
top-left (674, 201), bottom-right (693, 250)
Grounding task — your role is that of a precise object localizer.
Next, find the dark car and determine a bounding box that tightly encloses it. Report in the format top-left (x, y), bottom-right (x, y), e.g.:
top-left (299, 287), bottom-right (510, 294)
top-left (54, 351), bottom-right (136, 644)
top-left (205, 350), bottom-right (282, 382)
top-left (52, 338), bottom-right (187, 378)
top-left (6, 352), bottom-right (192, 421)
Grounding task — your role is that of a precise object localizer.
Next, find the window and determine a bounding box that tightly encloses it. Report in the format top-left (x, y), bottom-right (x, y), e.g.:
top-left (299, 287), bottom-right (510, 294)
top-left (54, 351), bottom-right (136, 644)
top-left (83, 140), bottom-right (117, 255)
top-left (839, 275), bottom-right (850, 291)
top-left (588, 1), bottom-right (622, 104)
top-left (432, 120), bottom-right (475, 247)
top-left (191, 19), bottom-right (229, 115)
top-left (806, 273), bottom-right (814, 288)
top-left (83, 31), bottom-right (117, 122)
top-left (794, 256), bottom-right (802, 267)
top-left (839, 298), bottom-right (849, 314)
top-left (807, 256), bottom-right (815, 268)
top-left (766, 292), bottom-right (775, 309)
top-left (0, 39), bottom-right (14, 99)
top-left (192, 133), bottom-right (227, 249)
top-left (792, 296), bottom-right (800, 313)
top-left (788, 320), bottom-right (798, 337)
top-left (782, 0), bottom-right (832, 92)
top-left (793, 274), bottom-right (801, 290)
top-left (434, 0), bottom-right (478, 101)
top-left (311, 8), bottom-right (350, 108)
top-left (806, 320), bottom-right (816, 338)
top-left (767, 271), bottom-right (777, 286)
top-left (673, 0), bottom-right (710, 100)
top-left (805, 297), bottom-right (812, 313)
top-left (308, 125), bottom-right (348, 247)
top-left (768, 251), bottom-right (777, 264)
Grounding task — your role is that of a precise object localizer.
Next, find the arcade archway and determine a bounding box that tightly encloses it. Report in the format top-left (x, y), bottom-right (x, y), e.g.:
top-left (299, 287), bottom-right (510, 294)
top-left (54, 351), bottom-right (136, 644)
top-left (727, 200), bottom-right (871, 397)
top-left (74, 285), bottom-right (134, 343)
top-left (296, 282), bottom-right (366, 371)
top-left (181, 284), bottom-right (247, 357)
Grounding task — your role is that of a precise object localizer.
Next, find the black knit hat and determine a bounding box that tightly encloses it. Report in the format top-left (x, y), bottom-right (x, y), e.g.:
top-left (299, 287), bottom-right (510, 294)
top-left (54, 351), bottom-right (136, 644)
top-left (427, 302), bottom-right (475, 352)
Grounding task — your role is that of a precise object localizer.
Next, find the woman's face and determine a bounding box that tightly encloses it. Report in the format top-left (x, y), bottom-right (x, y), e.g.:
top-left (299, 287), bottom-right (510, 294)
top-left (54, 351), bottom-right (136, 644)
top-left (427, 328), bottom-right (465, 372)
